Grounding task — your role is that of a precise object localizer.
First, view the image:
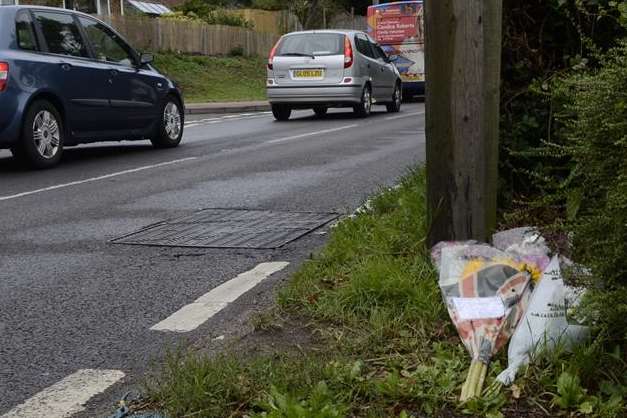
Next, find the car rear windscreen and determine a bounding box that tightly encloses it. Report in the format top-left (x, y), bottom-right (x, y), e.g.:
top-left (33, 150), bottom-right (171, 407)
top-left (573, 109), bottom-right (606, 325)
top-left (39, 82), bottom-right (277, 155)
top-left (277, 33), bottom-right (344, 57)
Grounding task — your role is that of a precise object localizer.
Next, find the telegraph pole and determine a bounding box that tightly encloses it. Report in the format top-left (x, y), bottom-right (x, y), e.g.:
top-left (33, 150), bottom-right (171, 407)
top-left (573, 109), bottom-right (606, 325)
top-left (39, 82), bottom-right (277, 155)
top-left (424, 0), bottom-right (503, 245)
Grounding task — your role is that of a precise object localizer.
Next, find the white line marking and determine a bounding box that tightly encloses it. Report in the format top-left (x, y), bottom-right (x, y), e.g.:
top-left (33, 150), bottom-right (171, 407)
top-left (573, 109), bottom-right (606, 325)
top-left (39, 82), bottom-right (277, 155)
top-left (0, 157), bottom-right (197, 202)
top-left (267, 124), bottom-right (358, 144)
top-left (384, 111), bottom-right (424, 121)
top-left (184, 114), bottom-right (269, 128)
top-left (151, 262), bottom-right (289, 333)
top-left (1, 369), bottom-right (125, 418)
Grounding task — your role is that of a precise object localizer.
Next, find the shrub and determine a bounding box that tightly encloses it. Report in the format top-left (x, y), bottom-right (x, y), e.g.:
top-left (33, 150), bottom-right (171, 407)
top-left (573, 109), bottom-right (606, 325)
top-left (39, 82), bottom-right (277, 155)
top-left (499, 0), bottom-right (627, 207)
top-left (533, 42), bottom-right (627, 342)
top-left (229, 45), bottom-right (245, 56)
top-left (170, 0), bottom-right (254, 28)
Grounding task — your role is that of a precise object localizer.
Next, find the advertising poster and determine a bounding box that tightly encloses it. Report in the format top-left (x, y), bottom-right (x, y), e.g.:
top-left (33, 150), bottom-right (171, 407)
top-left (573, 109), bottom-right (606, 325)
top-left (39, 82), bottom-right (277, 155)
top-left (367, 1), bottom-right (424, 84)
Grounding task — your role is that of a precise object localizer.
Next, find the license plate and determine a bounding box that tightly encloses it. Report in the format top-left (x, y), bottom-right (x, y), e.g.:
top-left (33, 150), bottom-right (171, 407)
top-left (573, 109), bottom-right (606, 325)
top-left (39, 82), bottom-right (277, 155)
top-left (294, 69), bottom-right (323, 78)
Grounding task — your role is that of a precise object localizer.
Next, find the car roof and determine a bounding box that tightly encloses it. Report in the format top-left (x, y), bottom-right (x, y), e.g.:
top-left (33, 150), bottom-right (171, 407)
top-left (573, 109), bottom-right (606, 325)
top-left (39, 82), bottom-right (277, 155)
top-left (282, 29), bottom-right (366, 37)
top-left (0, 5), bottom-right (126, 51)
top-left (0, 5), bottom-right (99, 21)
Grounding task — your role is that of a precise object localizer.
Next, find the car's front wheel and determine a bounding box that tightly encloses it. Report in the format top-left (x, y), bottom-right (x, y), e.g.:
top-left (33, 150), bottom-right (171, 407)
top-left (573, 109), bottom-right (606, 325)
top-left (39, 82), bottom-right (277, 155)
top-left (354, 85), bottom-right (372, 118)
top-left (151, 96), bottom-right (183, 148)
top-left (272, 104), bottom-right (291, 121)
top-left (386, 83), bottom-right (402, 113)
top-left (12, 99), bottom-right (64, 169)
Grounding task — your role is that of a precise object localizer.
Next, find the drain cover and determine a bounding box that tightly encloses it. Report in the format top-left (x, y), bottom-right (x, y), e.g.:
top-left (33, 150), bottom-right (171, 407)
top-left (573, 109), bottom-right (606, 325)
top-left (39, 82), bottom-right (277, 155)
top-left (110, 209), bottom-right (338, 249)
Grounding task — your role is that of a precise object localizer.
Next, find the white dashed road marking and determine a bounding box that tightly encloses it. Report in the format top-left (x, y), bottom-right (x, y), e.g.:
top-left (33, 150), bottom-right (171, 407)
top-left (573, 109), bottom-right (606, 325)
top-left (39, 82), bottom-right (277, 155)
top-left (1, 369), bottom-right (125, 418)
top-left (184, 112), bottom-right (272, 127)
top-left (384, 111), bottom-right (424, 121)
top-left (151, 262), bottom-right (289, 333)
top-left (267, 125), bottom-right (359, 144)
top-left (0, 157), bottom-right (197, 202)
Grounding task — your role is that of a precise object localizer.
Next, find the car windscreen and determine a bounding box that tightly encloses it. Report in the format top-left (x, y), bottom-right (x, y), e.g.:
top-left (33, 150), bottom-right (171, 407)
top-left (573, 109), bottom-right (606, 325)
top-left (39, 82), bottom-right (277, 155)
top-left (276, 33), bottom-right (344, 57)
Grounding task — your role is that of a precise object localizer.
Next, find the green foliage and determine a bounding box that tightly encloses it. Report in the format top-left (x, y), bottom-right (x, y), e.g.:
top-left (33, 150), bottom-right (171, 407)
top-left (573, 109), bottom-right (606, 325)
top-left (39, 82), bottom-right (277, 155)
top-left (152, 53), bottom-right (266, 102)
top-left (251, 0), bottom-right (286, 11)
top-left (499, 0), bottom-right (627, 206)
top-left (229, 45), bottom-right (245, 56)
top-left (252, 382), bottom-right (348, 417)
top-left (505, 331), bottom-right (627, 417)
top-left (520, 42), bottom-right (627, 342)
top-left (501, 2), bottom-right (627, 388)
top-left (250, 0), bottom-right (371, 17)
top-left (553, 371), bottom-right (587, 409)
top-left (168, 0), bottom-right (254, 28)
top-left (461, 391), bottom-right (506, 418)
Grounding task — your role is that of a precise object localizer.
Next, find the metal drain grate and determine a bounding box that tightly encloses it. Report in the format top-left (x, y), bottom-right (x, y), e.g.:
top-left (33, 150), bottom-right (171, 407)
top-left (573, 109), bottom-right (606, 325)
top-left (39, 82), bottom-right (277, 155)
top-left (110, 209), bottom-right (339, 249)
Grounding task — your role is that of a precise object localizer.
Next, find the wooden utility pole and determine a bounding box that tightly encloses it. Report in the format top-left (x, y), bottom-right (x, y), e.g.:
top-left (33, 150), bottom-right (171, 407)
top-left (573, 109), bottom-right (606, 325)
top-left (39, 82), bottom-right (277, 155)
top-left (425, 0), bottom-right (502, 246)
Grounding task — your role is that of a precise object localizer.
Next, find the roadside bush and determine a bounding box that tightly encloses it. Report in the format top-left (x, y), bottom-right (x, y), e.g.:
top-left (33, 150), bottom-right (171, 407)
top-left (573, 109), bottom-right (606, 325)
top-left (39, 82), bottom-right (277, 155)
top-left (168, 0), bottom-right (254, 28)
top-left (525, 42), bottom-right (627, 343)
top-left (251, 0), bottom-right (285, 11)
top-left (229, 45), bottom-right (245, 56)
top-left (499, 0), bottom-right (627, 207)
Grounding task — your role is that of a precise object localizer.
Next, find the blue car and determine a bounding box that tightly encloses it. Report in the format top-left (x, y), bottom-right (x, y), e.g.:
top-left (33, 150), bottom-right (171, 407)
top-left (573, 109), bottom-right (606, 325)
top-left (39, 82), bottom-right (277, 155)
top-left (0, 6), bottom-right (184, 168)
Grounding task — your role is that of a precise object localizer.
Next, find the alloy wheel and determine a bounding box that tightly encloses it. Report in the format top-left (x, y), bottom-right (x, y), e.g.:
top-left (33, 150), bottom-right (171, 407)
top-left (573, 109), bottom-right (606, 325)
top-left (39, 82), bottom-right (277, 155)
top-left (394, 86), bottom-right (401, 108)
top-left (364, 88), bottom-right (372, 114)
top-left (32, 110), bottom-right (60, 159)
top-left (164, 101), bottom-right (181, 140)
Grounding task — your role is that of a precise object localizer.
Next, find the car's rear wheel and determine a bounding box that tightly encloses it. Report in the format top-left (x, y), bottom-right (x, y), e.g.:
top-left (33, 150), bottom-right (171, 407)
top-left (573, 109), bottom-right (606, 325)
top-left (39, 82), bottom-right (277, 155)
top-left (386, 83), bottom-right (402, 113)
top-left (272, 104), bottom-right (291, 121)
top-left (151, 96), bottom-right (183, 148)
top-left (313, 106), bottom-right (328, 117)
top-left (12, 99), bottom-right (64, 169)
top-left (354, 85), bottom-right (372, 118)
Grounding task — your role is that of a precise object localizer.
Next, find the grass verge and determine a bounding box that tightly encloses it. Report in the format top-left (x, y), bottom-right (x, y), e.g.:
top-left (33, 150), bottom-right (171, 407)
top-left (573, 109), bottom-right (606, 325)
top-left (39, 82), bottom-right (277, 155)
top-left (153, 53), bottom-right (266, 103)
top-left (145, 167), bottom-right (626, 418)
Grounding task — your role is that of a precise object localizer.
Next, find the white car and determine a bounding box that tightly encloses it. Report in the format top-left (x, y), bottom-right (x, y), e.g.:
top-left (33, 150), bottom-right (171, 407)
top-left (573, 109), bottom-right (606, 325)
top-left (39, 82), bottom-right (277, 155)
top-left (266, 30), bottom-right (402, 121)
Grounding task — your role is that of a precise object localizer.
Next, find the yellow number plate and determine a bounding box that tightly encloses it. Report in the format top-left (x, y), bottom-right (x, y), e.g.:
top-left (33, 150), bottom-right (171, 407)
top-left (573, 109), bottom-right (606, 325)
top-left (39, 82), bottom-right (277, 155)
top-left (294, 69), bottom-right (323, 78)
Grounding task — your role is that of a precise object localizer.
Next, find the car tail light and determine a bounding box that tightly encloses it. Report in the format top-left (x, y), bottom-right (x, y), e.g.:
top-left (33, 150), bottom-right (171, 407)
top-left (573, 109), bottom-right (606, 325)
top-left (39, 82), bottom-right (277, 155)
top-left (344, 36), bottom-right (353, 68)
top-left (268, 39), bottom-right (281, 70)
top-left (0, 62), bottom-right (8, 92)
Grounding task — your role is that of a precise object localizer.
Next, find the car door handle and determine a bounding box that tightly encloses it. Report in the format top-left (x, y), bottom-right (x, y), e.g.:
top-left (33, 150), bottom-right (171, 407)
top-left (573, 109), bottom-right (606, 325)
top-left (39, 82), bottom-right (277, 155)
top-left (59, 63), bottom-right (72, 71)
top-left (110, 69), bottom-right (119, 77)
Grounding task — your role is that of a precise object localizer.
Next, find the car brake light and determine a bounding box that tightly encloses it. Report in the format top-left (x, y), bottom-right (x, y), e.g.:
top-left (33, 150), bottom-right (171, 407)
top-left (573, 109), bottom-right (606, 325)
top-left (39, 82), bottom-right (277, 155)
top-left (0, 62), bottom-right (8, 92)
top-left (344, 36), bottom-right (353, 68)
top-left (268, 39), bottom-right (281, 70)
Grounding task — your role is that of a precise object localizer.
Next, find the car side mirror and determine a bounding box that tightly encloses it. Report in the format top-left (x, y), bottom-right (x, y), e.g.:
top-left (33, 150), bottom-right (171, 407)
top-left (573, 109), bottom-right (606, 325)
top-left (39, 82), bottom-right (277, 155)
top-left (139, 52), bottom-right (153, 66)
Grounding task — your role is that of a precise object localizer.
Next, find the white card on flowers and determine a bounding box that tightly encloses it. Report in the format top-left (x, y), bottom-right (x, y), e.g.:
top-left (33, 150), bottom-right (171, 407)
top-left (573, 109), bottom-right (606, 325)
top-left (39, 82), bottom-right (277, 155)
top-left (452, 297), bottom-right (506, 320)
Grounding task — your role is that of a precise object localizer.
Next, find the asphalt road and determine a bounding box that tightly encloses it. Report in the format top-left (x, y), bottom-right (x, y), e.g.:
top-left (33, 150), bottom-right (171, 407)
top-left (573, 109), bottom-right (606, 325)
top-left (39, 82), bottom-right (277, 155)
top-left (0, 102), bottom-right (425, 417)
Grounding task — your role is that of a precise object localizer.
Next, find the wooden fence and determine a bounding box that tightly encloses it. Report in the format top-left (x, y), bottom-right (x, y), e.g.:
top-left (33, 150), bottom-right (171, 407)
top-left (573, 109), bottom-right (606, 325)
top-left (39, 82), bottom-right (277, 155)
top-left (100, 15), bottom-right (279, 57)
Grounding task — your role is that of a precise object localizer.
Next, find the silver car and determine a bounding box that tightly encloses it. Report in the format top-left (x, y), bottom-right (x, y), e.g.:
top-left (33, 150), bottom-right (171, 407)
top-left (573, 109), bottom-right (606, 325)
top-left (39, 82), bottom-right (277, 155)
top-left (266, 30), bottom-right (402, 121)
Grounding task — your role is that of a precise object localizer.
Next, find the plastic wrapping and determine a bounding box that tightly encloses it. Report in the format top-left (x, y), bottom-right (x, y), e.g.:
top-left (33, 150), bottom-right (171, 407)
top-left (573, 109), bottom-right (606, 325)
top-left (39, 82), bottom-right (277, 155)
top-left (492, 227), bottom-right (551, 277)
top-left (495, 256), bottom-right (589, 385)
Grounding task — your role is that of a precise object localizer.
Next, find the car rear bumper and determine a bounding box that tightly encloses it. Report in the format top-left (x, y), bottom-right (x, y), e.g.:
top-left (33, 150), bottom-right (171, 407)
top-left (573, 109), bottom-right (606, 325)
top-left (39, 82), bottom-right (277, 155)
top-left (267, 84), bottom-right (363, 105)
top-left (402, 81), bottom-right (425, 96)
